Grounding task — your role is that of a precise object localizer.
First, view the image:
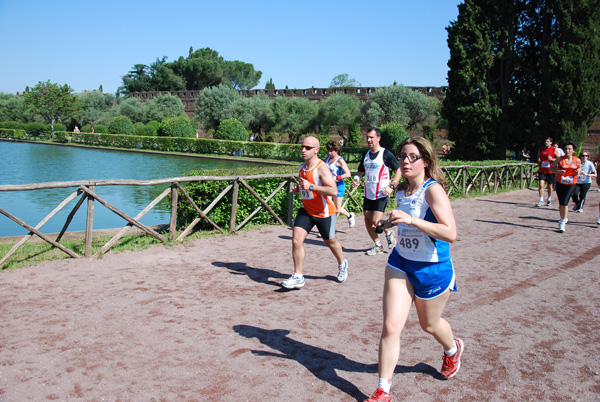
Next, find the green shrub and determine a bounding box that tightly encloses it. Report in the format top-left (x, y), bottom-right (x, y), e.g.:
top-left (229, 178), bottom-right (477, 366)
top-left (423, 125), bottom-right (436, 142)
top-left (108, 116), bottom-right (135, 135)
top-left (347, 122), bottom-right (361, 147)
top-left (158, 116), bottom-right (196, 138)
top-left (54, 131), bottom-right (70, 143)
top-left (177, 166), bottom-right (300, 231)
top-left (380, 122), bottom-right (409, 153)
top-left (0, 121), bottom-right (24, 129)
top-left (0, 128), bottom-right (26, 139)
top-left (134, 122), bottom-right (157, 137)
top-left (147, 120), bottom-right (160, 132)
top-left (25, 122), bottom-right (45, 136)
top-left (94, 124), bottom-right (108, 134)
top-left (214, 119), bottom-right (248, 142)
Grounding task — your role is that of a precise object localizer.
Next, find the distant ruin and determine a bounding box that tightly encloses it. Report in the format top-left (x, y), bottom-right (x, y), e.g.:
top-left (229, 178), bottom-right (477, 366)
top-left (129, 86), bottom-right (448, 119)
top-left (129, 86), bottom-right (599, 154)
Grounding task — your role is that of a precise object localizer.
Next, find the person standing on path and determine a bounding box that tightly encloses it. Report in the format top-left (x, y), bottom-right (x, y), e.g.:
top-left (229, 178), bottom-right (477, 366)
top-left (351, 128), bottom-right (400, 255)
top-left (325, 140), bottom-right (356, 228)
top-left (550, 141), bottom-right (581, 233)
top-left (364, 137), bottom-right (462, 402)
top-left (281, 136), bottom-right (348, 289)
top-left (571, 151), bottom-right (596, 212)
top-left (536, 137), bottom-right (557, 207)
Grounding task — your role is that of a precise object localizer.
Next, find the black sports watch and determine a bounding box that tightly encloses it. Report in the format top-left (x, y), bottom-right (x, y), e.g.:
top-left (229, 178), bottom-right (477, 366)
top-left (309, 184), bottom-right (315, 191)
top-left (389, 183), bottom-right (396, 190)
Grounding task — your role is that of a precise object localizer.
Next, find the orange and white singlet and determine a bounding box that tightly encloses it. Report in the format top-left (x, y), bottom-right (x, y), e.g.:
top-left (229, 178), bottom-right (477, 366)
top-left (299, 160), bottom-right (337, 218)
top-left (556, 156), bottom-right (580, 186)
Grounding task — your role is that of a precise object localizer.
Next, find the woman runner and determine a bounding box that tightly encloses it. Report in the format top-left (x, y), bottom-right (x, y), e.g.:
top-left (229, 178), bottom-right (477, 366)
top-left (365, 137), bottom-right (462, 402)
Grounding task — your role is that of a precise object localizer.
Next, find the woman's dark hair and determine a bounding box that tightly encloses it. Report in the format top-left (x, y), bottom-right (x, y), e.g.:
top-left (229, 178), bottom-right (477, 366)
top-left (326, 140), bottom-right (342, 153)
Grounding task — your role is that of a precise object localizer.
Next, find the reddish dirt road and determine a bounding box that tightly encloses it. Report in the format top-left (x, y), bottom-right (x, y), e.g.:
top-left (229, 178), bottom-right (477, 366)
top-left (1, 188), bottom-right (599, 401)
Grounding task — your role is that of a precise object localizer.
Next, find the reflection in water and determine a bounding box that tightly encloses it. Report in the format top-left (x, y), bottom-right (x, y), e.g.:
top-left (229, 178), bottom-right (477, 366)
top-left (0, 141), bottom-right (264, 237)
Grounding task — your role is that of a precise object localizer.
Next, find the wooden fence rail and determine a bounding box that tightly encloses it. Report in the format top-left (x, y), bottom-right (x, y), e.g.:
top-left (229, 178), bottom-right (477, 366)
top-left (0, 163), bottom-right (535, 265)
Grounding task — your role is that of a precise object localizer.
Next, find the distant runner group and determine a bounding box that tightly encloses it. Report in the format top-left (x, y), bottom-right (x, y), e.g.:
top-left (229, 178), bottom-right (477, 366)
top-left (535, 136), bottom-right (598, 232)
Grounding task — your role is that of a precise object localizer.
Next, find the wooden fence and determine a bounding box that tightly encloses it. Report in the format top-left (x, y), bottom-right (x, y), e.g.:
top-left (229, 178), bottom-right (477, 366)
top-left (0, 163), bottom-right (535, 265)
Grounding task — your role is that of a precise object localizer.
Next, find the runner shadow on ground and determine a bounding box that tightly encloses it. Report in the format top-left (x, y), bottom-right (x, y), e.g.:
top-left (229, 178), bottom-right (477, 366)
top-left (233, 324), bottom-right (440, 401)
top-left (278, 235), bottom-right (371, 254)
top-left (475, 217), bottom-right (558, 231)
top-left (211, 261), bottom-right (337, 289)
top-left (476, 198), bottom-right (535, 208)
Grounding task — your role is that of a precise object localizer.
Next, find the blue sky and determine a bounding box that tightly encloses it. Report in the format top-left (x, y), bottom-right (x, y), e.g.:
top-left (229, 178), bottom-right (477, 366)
top-left (0, 0), bottom-right (462, 95)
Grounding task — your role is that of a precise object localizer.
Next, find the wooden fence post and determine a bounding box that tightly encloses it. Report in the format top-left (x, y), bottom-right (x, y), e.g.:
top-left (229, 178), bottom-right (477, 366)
top-left (169, 183), bottom-right (178, 240)
top-left (229, 179), bottom-right (239, 233)
top-left (287, 178), bottom-right (295, 226)
top-left (85, 185), bottom-right (95, 258)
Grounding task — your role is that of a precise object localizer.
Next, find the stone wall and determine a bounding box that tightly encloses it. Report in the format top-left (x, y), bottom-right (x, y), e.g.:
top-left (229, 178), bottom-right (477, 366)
top-left (129, 86), bottom-right (448, 119)
top-left (130, 87), bottom-right (600, 156)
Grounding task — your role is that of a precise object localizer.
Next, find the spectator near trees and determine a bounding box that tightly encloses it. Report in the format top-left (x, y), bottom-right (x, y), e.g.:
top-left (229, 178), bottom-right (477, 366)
top-left (443, 0), bottom-right (600, 160)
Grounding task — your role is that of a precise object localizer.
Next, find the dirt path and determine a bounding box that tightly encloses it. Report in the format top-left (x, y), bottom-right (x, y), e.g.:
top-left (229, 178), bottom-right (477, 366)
top-left (1, 188), bottom-right (599, 401)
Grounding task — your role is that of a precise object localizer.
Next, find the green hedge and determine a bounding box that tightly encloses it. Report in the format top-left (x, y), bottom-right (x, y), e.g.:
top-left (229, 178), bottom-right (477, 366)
top-left (176, 165), bottom-right (363, 231)
top-left (0, 126), bottom-right (369, 162)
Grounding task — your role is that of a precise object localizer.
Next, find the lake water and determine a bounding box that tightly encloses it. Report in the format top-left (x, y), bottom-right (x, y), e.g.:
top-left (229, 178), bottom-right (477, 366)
top-left (0, 141), bottom-right (265, 237)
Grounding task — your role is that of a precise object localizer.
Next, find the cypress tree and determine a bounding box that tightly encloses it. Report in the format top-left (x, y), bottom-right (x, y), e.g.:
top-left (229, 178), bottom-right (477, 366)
top-left (443, 0), bottom-right (600, 160)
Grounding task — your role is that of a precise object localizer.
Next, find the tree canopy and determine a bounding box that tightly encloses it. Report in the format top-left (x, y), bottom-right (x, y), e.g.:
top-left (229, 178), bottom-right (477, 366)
top-left (119, 47), bottom-right (262, 95)
top-left (329, 74), bottom-right (362, 88)
top-left (442, 0), bottom-right (600, 160)
top-left (23, 80), bottom-right (80, 137)
top-left (361, 84), bottom-right (438, 130)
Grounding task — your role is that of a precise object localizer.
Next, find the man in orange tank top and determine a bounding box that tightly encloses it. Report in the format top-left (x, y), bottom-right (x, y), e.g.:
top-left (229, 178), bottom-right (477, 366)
top-left (281, 136), bottom-right (349, 289)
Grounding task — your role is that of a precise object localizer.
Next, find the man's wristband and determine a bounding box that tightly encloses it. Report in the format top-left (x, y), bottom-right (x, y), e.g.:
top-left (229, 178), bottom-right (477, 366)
top-left (336, 175), bottom-right (342, 182)
top-left (409, 215), bottom-right (414, 225)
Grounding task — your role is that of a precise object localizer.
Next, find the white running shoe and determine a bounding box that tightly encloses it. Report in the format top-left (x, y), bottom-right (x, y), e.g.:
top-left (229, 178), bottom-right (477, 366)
top-left (348, 212), bottom-right (356, 228)
top-left (558, 221), bottom-right (566, 233)
top-left (337, 259), bottom-right (348, 283)
top-left (547, 199), bottom-right (552, 207)
top-left (597, 217), bottom-right (600, 225)
top-left (281, 274), bottom-right (305, 289)
top-left (386, 230), bottom-right (397, 249)
top-left (535, 200), bottom-right (544, 207)
top-left (365, 245), bottom-right (384, 255)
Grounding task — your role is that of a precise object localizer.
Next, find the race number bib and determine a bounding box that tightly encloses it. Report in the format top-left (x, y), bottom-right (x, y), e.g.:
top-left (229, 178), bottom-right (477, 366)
top-left (300, 189), bottom-right (314, 199)
top-left (560, 175), bottom-right (574, 184)
top-left (541, 161), bottom-right (551, 168)
top-left (365, 174), bottom-right (379, 183)
top-left (397, 227), bottom-right (426, 255)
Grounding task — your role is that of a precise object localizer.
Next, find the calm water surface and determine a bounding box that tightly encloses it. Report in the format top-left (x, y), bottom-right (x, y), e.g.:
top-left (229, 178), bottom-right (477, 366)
top-left (0, 141), bottom-right (264, 237)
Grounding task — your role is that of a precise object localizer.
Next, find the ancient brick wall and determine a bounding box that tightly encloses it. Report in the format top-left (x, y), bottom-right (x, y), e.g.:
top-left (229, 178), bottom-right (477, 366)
top-left (130, 88), bottom-right (599, 155)
top-left (129, 86), bottom-right (448, 119)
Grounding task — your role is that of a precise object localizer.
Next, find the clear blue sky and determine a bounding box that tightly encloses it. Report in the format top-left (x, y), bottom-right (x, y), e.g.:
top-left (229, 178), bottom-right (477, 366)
top-left (0, 0), bottom-right (462, 95)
